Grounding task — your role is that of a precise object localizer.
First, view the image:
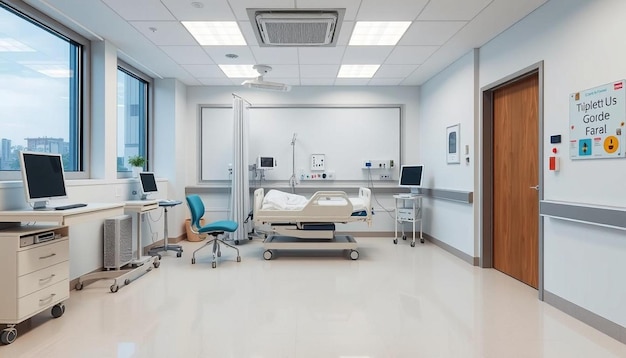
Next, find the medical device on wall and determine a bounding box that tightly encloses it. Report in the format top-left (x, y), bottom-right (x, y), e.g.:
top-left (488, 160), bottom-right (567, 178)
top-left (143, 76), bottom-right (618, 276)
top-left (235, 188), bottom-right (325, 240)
top-left (257, 156), bottom-right (277, 169)
top-left (398, 165), bottom-right (424, 196)
top-left (311, 154), bottom-right (325, 170)
top-left (19, 151), bottom-right (68, 210)
top-left (139, 172), bottom-right (159, 200)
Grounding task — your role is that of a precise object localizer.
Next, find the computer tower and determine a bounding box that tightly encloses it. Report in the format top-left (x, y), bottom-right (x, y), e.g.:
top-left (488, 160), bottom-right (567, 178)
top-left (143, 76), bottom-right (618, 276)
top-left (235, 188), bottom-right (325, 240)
top-left (104, 214), bottom-right (133, 269)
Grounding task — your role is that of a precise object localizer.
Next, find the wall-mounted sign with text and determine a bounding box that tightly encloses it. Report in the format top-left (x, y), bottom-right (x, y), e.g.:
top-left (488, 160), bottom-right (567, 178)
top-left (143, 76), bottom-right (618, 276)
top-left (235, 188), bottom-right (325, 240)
top-left (569, 80), bottom-right (626, 159)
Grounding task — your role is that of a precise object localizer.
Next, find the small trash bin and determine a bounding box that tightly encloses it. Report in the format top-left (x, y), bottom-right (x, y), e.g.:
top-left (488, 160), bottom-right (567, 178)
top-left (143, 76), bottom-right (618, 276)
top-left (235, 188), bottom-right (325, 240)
top-left (185, 218), bottom-right (206, 242)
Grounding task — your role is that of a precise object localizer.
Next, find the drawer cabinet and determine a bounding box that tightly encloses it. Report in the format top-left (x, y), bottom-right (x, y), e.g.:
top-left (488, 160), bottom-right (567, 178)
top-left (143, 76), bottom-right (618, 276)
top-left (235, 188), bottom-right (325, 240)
top-left (0, 225), bottom-right (69, 345)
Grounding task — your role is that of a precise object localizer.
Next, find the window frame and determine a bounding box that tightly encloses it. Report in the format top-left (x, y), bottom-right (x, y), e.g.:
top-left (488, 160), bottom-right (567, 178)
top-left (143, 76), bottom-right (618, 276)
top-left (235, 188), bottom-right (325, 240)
top-left (116, 60), bottom-right (153, 178)
top-left (0, 0), bottom-right (91, 180)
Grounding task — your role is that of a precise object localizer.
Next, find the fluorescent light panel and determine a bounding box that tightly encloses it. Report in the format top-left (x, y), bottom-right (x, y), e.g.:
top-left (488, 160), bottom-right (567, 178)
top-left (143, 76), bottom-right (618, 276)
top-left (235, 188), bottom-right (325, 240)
top-left (182, 21), bottom-right (246, 46)
top-left (349, 21), bottom-right (411, 46)
top-left (337, 64), bottom-right (380, 78)
top-left (0, 38), bottom-right (35, 52)
top-left (219, 64), bottom-right (259, 78)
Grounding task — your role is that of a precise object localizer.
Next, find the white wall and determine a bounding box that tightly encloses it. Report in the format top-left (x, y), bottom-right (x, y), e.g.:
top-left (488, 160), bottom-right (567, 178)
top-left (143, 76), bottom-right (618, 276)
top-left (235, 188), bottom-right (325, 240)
top-left (479, 0), bottom-right (626, 327)
top-left (419, 50), bottom-right (476, 257)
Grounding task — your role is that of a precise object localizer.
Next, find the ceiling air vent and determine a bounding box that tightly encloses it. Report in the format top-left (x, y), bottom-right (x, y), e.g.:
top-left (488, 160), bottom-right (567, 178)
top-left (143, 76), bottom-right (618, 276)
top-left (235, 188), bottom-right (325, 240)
top-left (247, 9), bottom-right (345, 47)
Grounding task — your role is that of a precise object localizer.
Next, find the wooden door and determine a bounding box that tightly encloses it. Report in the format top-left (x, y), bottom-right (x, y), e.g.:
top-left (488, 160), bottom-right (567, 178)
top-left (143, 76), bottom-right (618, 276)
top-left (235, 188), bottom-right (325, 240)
top-left (493, 73), bottom-right (539, 288)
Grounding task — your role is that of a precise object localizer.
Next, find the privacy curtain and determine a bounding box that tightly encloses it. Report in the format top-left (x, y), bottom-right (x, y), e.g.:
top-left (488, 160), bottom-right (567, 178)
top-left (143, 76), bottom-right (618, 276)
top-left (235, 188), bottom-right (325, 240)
top-left (230, 94), bottom-right (250, 241)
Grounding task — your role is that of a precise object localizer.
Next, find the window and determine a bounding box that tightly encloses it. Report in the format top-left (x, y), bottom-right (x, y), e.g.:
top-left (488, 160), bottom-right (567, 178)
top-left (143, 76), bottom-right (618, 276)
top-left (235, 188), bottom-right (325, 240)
top-left (117, 64), bottom-right (150, 175)
top-left (0, 1), bottom-right (87, 179)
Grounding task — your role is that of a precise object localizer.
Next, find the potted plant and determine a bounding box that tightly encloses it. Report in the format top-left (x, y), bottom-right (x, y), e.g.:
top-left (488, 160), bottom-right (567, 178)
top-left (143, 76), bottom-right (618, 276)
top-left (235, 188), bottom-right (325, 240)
top-left (128, 155), bottom-right (145, 177)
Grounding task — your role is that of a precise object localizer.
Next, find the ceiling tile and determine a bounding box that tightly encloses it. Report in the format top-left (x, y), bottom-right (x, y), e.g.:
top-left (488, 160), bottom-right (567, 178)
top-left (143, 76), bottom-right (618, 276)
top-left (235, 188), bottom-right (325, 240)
top-left (342, 46), bottom-right (394, 64)
top-left (298, 47), bottom-right (346, 64)
top-left (373, 64), bottom-right (419, 78)
top-left (228, 0), bottom-right (297, 20)
top-left (161, 0), bottom-right (236, 21)
top-left (385, 46), bottom-right (438, 64)
top-left (129, 21), bottom-right (198, 46)
top-left (262, 65), bottom-right (299, 78)
top-left (159, 46), bottom-right (214, 65)
top-left (336, 21), bottom-right (354, 46)
top-left (203, 46), bottom-right (256, 64)
top-left (356, 0), bottom-right (429, 20)
top-left (334, 78), bottom-right (371, 85)
top-left (182, 64), bottom-right (227, 77)
top-left (198, 77), bottom-right (238, 85)
top-left (296, 0), bottom-right (362, 21)
top-left (300, 65), bottom-right (339, 78)
top-left (239, 21), bottom-right (260, 46)
top-left (300, 78), bottom-right (336, 85)
top-left (102, 0), bottom-right (175, 21)
top-left (418, 0), bottom-right (492, 21)
top-left (250, 46), bottom-right (299, 64)
top-left (368, 78), bottom-right (405, 85)
top-left (399, 21), bottom-right (467, 46)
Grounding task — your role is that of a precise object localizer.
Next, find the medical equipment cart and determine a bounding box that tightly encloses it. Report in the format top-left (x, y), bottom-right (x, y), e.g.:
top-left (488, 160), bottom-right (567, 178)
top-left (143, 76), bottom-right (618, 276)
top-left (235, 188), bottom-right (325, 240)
top-left (393, 194), bottom-right (424, 247)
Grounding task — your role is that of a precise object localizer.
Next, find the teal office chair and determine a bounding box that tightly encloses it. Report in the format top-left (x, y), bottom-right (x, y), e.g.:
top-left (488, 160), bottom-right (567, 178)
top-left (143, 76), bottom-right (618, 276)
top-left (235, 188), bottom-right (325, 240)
top-left (186, 195), bottom-right (241, 268)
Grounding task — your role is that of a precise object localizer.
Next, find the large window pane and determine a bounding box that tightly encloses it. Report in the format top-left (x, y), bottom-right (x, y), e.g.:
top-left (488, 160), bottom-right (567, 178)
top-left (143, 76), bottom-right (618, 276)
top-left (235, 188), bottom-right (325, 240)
top-left (117, 67), bottom-right (148, 173)
top-left (0, 2), bottom-right (81, 172)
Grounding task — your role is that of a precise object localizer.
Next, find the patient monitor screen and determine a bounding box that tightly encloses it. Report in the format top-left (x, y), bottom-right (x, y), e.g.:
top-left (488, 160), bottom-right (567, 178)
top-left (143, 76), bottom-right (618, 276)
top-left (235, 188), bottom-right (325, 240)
top-left (399, 165), bottom-right (423, 187)
top-left (258, 156), bottom-right (275, 169)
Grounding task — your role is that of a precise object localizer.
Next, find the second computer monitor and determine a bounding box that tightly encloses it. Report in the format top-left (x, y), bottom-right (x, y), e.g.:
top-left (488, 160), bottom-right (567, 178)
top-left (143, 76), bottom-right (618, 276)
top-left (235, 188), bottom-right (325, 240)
top-left (399, 165), bottom-right (423, 195)
top-left (139, 172), bottom-right (158, 200)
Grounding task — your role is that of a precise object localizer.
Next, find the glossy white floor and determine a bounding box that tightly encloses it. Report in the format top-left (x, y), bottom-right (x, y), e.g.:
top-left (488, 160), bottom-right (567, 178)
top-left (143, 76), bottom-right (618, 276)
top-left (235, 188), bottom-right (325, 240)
top-left (2, 237), bottom-right (626, 358)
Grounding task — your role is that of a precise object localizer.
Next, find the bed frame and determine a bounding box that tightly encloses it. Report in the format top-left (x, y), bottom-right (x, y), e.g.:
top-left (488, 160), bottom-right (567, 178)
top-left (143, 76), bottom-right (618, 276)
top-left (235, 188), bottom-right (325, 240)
top-left (253, 188), bottom-right (372, 260)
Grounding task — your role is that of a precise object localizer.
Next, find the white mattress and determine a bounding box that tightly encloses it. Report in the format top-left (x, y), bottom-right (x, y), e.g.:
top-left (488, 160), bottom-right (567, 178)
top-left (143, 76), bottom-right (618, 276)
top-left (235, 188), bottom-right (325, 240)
top-left (261, 190), bottom-right (367, 212)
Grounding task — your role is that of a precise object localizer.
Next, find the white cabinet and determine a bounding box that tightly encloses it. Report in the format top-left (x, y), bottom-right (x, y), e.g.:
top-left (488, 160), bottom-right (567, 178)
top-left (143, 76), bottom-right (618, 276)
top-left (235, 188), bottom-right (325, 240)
top-left (0, 225), bottom-right (69, 345)
top-left (393, 195), bottom-right (423, 247)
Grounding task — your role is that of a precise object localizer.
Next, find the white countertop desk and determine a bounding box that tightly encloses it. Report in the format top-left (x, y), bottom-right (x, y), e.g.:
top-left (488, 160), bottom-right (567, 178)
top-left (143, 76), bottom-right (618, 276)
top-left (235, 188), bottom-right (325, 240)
top-left (0, 203), bottom-right (124, 227)
top-left (0, 203), bottom-right (160, 293)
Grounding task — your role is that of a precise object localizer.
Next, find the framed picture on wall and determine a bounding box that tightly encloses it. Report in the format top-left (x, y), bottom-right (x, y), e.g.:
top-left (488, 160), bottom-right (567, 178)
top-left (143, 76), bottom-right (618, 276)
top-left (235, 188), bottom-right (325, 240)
top-left (446, 124), bottom-right (460, 164)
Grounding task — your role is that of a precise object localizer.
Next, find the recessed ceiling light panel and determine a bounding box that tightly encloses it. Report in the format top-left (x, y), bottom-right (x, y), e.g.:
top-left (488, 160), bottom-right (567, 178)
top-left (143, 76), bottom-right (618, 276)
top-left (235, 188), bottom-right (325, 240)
top-left (349, 21), bottom-right (411, 46)
top-left (219, 64), bottom-right (259, 78)
top-left (337, 64), bottom-right (380, 78)
top-left (182, 21), bottom-right (246, 46)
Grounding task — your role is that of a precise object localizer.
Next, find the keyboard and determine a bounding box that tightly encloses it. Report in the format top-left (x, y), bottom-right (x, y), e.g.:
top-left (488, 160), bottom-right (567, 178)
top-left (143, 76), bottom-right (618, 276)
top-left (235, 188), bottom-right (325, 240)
top-left (55, 203), bottom-right (87, 210)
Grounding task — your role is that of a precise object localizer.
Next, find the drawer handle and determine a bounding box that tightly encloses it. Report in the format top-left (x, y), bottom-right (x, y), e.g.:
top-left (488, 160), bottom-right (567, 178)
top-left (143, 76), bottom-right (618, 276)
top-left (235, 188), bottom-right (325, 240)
top-left (39, 274), bottom-right (56, 282)
top-left (39, 253), bottom-right (56, 260)
top-left (39, 293), bottom-right (56, 303)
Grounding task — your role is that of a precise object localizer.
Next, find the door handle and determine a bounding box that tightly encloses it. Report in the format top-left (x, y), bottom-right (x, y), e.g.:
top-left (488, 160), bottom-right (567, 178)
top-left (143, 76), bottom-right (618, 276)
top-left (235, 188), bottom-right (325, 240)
top-left (529, 185), bottom-right (539, 191)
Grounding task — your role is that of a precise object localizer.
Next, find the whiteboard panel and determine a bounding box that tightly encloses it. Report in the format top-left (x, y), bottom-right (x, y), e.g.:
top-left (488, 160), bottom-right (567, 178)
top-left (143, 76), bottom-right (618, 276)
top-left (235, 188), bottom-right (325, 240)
top-left (201, 106), bottom-right (401, 182)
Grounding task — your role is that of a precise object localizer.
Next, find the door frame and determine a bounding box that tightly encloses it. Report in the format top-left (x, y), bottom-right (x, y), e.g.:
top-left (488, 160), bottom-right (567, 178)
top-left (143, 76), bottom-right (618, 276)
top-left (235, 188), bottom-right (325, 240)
top-left (480, 61), bottom-right (545, 300)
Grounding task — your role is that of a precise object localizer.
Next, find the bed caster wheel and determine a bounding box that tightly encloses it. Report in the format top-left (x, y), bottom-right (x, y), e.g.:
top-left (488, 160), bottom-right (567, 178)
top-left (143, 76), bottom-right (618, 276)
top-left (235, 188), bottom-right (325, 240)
top-left (124, 279), bottom-right (131, 285)
top-left (234, 240), bottom-right (240, 245)
top-left (393, 239), bottom-right (398, 244)
top-left (153, 260), bottom-right (160, 268)
top-left (421, 239), bottom-right (425, 244)
top-left (157, 254), bottom-right (162, 260)
top-left (350, 250), bottom-right (359, 260)
top-left (402, 235), bottom-right (407, 240)
top-left (110, 284), bottom-right (119, 293)
top-left (212, 262), bottom-right (217, 269)
top-left (176, 252), bottom-right (182, 258)
top-left (410, 241), bottom-right (416, 247)
top-left (51, 303), bottom-right (65, 318)
top-left (248, 236), bottom-right (253, 240)
top-left (263, 250), bottom-right (273, 260)
top-left (75, 282), bottom-right (83, 291)
top-left (191, 258), bottom-right (196, 264)
top-left (237, 256), bottom-right (241, 262)
top-left (1, 327), bottom-right (17, 345)
top-left (217, 251), bottom-right (221, 257)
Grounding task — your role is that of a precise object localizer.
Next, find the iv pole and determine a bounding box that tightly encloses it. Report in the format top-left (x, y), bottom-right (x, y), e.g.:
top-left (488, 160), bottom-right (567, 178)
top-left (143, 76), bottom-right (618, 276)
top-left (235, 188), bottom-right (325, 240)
top-left (289, 133), bottom-right (297, 193)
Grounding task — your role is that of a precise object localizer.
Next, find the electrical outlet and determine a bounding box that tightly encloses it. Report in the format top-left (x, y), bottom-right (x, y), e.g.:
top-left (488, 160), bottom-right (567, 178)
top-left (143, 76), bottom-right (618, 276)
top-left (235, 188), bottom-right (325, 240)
top-left (379, 174), bottom-right (391, 180)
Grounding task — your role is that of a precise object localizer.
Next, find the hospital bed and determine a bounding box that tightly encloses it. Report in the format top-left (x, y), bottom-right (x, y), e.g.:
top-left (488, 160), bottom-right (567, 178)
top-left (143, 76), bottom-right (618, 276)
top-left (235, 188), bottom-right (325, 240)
top-left (253, 187), bottom-right (372, 260)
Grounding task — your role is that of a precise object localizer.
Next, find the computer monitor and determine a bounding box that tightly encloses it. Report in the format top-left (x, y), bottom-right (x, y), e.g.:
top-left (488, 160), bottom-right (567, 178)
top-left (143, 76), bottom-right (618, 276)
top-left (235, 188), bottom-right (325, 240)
top-left (257, 156), bottom-right (276, 169)
top-left (399, 165), bottom-right (423, 195)
top-left (139, 172), bottom-right (158, 200)
top-left (19, 151), bottom-right (68, 210)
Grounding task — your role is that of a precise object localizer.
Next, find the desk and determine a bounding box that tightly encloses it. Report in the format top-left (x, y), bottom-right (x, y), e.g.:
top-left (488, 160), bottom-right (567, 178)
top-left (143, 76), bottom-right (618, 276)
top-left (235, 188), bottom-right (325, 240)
top-left (0, 203), bottom-right (159, 293)
top-left (393, 194), bottom-right (424, 247)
